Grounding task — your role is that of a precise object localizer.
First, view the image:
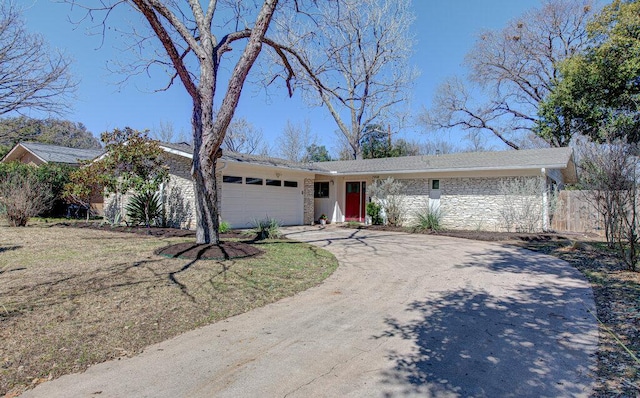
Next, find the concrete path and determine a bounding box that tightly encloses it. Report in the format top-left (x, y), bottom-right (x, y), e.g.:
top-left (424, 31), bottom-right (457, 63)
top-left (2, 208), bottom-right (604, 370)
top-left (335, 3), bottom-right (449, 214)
top-left (22, 227), bottom-right (598, 397)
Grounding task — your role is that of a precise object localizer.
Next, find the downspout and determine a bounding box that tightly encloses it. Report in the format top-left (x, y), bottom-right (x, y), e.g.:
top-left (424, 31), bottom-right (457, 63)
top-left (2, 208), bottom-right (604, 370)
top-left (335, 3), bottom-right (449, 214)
top-left (541, 168), bottom-right (548, 231)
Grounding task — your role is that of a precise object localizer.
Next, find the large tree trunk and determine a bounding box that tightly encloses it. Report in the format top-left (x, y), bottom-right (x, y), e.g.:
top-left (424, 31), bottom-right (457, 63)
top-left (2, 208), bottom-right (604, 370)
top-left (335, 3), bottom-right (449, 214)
top-left (191, 0), bottom-right (278, 244)
top-left (192, 93), bottom-right (220, 245)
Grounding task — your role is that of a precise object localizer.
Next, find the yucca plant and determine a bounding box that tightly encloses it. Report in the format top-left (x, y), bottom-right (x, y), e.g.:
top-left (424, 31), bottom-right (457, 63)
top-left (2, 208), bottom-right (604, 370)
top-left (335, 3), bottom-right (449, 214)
top-left (251, 217), bottom-right (281, 240)
top-left (413, 206), bottom-right (443, 232)
top-left (125, 190), bottom-right (163, 228)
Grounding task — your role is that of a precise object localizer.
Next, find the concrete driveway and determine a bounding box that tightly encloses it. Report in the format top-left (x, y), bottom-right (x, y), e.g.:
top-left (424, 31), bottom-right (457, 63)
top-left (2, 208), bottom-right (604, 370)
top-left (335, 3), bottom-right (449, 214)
top-left (22, 226), bottom-right (598, 397)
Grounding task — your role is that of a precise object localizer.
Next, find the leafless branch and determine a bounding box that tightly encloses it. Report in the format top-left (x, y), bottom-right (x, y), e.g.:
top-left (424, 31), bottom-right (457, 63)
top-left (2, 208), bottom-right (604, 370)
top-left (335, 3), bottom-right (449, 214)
top-left (0, 3), bottom-right (77, 116)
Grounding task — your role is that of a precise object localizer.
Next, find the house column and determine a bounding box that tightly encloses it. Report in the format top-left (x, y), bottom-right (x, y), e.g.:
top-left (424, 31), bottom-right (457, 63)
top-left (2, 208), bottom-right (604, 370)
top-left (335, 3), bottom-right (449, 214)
top-left (303, 178), bottom-right (315, 225)
top-left (541, 169), bottom-right (549, 231)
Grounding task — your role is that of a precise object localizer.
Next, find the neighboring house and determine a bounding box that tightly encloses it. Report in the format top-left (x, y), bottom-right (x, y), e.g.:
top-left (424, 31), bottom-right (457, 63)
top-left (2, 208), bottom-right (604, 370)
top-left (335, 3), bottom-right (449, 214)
top-left (1, 141), bottom-right (103, 166)
top-left (1, 142), bottom-right (105, 214)
top-left (107, 143), bottom-right (576, 232)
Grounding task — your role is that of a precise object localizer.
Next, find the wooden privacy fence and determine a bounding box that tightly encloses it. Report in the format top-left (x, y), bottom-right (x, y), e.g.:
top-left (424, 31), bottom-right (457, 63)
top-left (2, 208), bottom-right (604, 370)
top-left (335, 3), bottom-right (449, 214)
top-left (550, 190), bottom-right (604, 235)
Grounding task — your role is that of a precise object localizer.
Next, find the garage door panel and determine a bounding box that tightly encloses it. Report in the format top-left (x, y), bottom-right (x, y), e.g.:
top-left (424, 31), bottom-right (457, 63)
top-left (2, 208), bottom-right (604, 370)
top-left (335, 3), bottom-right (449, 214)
top-left (221, 179), bottom-right (303, 228)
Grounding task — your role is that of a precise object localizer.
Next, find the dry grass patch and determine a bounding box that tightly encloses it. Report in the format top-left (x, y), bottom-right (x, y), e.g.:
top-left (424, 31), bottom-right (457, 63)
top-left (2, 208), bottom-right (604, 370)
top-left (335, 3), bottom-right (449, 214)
top-left (0, 225), bottom-right (337, 396)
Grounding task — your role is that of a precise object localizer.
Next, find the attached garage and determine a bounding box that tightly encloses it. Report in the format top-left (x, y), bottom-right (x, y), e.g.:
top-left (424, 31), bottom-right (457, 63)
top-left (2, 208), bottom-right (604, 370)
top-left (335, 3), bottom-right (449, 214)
top-left (220, 172), bottom-right (304, 229)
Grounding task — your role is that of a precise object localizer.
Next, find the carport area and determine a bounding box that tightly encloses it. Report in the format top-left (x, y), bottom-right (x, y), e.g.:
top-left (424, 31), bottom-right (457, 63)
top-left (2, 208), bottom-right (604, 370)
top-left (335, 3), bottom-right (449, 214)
top-left (22, 227), bottom-right (598, 397)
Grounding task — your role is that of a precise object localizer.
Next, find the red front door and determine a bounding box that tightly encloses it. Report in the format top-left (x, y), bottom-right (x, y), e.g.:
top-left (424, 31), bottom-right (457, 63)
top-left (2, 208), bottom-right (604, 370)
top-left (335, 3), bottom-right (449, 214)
top-left (345, 181), bottom-right (366, 221)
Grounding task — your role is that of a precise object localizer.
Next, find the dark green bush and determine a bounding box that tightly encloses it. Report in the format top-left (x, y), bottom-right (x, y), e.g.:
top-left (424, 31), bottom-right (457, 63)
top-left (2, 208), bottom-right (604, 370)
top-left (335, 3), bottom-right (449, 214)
top-left (366, 202), bottom-right (383, 225)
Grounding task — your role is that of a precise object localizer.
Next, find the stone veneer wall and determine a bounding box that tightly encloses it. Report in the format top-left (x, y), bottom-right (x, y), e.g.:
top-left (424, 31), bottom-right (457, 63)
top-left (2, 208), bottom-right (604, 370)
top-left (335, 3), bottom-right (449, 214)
top-left (303, 178), bottom-right (315, 225)
top-left (398, 178), bottom-right (431, 225)
top-left (102, 154), bottom-right (203, 229)
top-left (163, 154), bottom-right (196, 229)
top-left (439, 176), bottom-right (543, 231)
top-left (399, 176), bottom-right (545, 231)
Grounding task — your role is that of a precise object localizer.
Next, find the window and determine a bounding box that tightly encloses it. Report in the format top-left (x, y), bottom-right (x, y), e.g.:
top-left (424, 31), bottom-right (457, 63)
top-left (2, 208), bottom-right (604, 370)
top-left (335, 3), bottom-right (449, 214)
top-left (431, 179), bottom-right (440, 190)
top-left (266, 179), bottom-right (281, 187)
top-left (284, 181), bottom-right (298, 188)
top-left (346, 182), bottom-right (360, 194)
top-left (314, 182), bottom-right (330, 198)
top-left (246, 177), bottom-right (263, 185)
top-left (223, 176), bottom-right (242, 184)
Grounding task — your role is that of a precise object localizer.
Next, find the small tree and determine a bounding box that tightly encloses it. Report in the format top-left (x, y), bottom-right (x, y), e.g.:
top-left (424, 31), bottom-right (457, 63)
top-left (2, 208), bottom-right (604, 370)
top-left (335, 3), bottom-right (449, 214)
top-left (64, 128), bottom-right (169, 227)
top-left (0, 162), bottom-right (71, 224)
top-left (498, 177), bottom-right (555, 233)
top-left (578, 134), bottom-right (640, 270)
top-left (63, 162), bottom-right (105, 222)
top-left (367, 177), bottom-right (406, 226)
top-left (0, 171), bottom-right (53, 226)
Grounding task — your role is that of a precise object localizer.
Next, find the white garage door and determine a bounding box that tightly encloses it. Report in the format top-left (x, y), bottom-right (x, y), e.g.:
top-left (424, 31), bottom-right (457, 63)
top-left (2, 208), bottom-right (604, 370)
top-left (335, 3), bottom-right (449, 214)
top-left (221, 176), bottom-right (303, 229)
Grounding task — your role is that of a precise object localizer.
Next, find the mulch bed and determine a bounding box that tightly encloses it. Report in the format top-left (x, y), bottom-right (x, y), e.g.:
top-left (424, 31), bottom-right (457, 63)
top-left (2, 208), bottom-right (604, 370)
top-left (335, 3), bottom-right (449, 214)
top-left (155, 241), bottom-right (263, 260)
top-left (348, 224), bottom-right (594, 242)
top-left (56, 222), bottom-right (242, 239)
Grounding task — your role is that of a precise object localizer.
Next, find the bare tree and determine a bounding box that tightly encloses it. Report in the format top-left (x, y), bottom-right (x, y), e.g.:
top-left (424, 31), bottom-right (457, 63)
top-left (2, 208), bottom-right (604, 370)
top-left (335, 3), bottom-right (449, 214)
top-left (0, 3), bottom-right (76, 116)
top-left (422, 0), bottom-right (593, 149)
top-left (276, 119), bottom-right (315, 162)
top-left (421, 139), bottom-right (459, 156)
top-left (464, 130), bottom-right (493, 152)
top-left (65, 0), bottom-right (338, 244)
top-left (276, 0), bottom-right (417, 159)
top-left (0, 172), bottom-right (54, 227)
top-left (578, 132), bottom-right (640, 271)
top-left (151, 120), bottom-right (190, 144)
top-left (66, 0), bottom-right (413, 242)
top-left (222, 117), bottom-right (264, 154)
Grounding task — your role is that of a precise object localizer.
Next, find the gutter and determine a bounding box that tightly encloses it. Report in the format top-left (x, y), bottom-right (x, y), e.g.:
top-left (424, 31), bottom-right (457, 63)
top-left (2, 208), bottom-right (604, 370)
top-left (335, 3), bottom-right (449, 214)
top-left (317, 163), bottom-right (570, 176)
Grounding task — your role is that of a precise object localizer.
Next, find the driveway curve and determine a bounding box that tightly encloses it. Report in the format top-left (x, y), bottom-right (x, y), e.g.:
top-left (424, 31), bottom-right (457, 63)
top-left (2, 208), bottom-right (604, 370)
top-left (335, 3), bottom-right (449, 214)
top-left (22, 227), bottom-right (597, 397)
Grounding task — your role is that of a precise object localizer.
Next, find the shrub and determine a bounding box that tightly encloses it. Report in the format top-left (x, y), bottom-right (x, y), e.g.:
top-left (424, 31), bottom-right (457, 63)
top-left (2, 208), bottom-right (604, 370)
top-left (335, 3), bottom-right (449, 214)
top-left (498, 177), bottom-right (558, 233)
top-left (0, 172), bottom-right (54, 226)
top-left (0, 161), bottom-right (71, 217)
top-left (413, 205), bottom-right (443, 232)
top-left (366, 202), bottom-right (383, 225)
top-left (219, 221), bottom-right (231, 233)
top-left (367, 177), bottom-right (407, 226)
top-left (252, 218), bottom-right (281, 240)
top-left (125, 191), bottom-right (163, 227)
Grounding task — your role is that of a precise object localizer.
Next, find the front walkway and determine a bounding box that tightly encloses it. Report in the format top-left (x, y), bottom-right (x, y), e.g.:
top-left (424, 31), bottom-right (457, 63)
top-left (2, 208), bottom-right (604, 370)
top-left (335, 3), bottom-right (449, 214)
top-left (22, 226), bottom-right (597, 397)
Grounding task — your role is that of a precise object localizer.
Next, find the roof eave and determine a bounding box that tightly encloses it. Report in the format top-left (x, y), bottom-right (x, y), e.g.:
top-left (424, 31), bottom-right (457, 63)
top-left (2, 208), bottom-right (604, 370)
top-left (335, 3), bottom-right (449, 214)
top-left (322, 163), bottom-right (570, 176)
top-left (1, 143), bottom-right (47, 164)
top-left (161, 145), bottom-right (193, 160)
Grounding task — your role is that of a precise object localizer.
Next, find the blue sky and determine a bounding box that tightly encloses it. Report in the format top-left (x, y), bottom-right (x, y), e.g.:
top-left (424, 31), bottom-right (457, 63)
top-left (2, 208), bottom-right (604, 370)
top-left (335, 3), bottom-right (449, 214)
top-left (22, 0), bottom-right (542, 154)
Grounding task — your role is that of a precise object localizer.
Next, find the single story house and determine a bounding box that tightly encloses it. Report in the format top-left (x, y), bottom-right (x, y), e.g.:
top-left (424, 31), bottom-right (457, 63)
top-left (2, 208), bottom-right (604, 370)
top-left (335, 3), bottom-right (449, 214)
top-left (2, 141), bottom-right (104, 166)
top-left (108, 143), bottom-right (576, 232)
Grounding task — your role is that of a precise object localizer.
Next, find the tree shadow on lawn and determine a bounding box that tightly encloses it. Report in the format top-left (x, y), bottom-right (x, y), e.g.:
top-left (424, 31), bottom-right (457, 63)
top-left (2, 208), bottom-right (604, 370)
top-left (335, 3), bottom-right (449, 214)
top-left (0, 245), bottom-right (21, 253)
top-left (376, 248), bottom-right (598, 397)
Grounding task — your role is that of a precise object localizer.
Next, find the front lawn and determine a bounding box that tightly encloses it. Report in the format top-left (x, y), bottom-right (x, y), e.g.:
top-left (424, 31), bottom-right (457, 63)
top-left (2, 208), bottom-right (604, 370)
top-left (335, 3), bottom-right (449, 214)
top-left (0, 224), bottom-right (338, 396)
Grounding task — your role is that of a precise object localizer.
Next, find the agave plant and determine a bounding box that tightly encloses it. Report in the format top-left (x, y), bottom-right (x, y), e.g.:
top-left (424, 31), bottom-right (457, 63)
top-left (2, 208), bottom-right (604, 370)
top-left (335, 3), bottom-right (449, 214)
top-left (125, 190), bottom-right (163, 228)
